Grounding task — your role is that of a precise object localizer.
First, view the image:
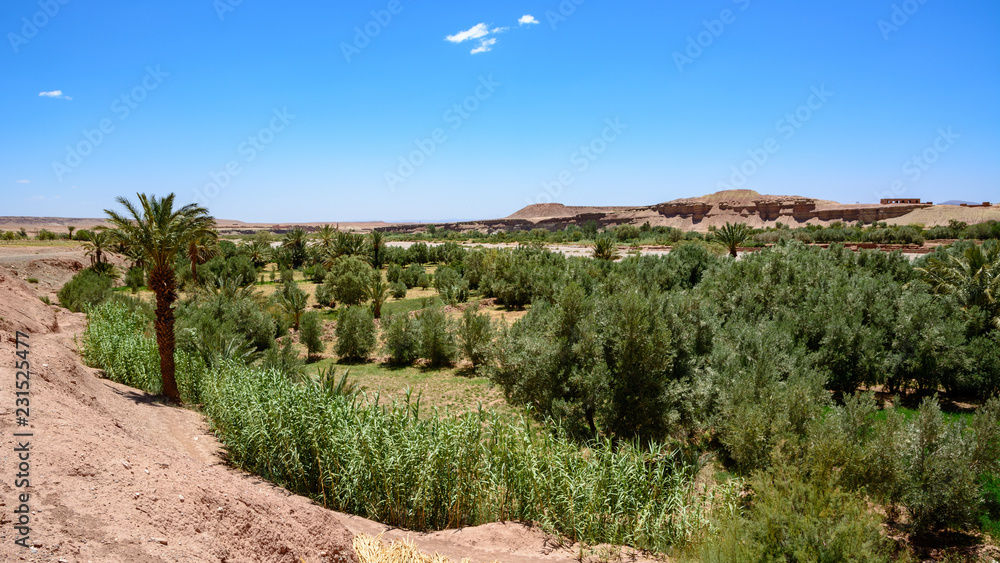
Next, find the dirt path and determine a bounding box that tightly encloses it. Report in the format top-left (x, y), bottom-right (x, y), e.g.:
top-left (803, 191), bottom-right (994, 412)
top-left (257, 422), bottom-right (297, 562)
top-left (0, 266), bottom-right (657, 563)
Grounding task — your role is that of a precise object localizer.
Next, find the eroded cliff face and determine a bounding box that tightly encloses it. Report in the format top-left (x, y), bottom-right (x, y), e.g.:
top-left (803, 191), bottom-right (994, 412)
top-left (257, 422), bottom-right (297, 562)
top-left (650, 196), bottom-right (929, 225)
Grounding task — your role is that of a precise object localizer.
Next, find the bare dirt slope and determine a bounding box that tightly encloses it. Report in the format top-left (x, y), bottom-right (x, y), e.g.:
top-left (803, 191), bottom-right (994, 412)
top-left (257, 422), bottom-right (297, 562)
top-left (0, 264), bottom-right (657, 563)
top-left (0, 270), bottom-right (358, 563)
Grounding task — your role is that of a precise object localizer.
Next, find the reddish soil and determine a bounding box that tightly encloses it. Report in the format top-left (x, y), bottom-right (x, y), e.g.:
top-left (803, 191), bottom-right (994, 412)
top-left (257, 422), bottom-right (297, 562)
top-left (0, 261), bottom-right (659, 563)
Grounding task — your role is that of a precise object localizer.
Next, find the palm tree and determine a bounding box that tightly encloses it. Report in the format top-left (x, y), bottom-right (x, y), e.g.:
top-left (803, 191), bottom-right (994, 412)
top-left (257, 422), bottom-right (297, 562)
top-left (82, 229), bottom-right (112, 268)
top-left (714, 222), bottom-right (754, 258)
top-left (282, 228), bottom-right (309, 269)
top-left (276, 280), bottom-right (309, 330)
top-left (368, 230), bottom-right (387, 270)
top-left (592, 236), bottom-right (620, 261)
top-left (365, 275), bottom-right (390, 319)
top-left (104, 193), bottom-right (217, 404)
top-left (316, 224), bottom-right (338, 255)
top-left (244, 240), bottom-right (271, 269)
top-left (186, 232), bottom-right (218, 284)
top-left (917, 241), bottom-right (999, 328)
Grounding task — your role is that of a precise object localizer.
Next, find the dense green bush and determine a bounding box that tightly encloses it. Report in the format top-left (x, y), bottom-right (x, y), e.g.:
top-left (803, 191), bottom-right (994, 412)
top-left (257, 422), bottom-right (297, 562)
top-left (299, 311), bottom-right (325, 358)
top-left (457, 306), bottom-right (493, 368)
top-left (325, 256), bottom-right (373, 306)
top-left (124, 266), bottom-right (145, 292)
top-left (382, 313), bottom-right (421, 365)
top-left (335, 305), bottom-right (376, 362)
top-left (177, 280), bottom-right (277, 358)
top-left (390, 281), bottom-right (407, 299)
top-left (57, 268), bottom-right (113, 312)
top-left (417, 305), bottom-right (457, 367)
top-left (699, 467), bottom-right (889, 562)
top-left (433, 266), bottom-right (469, 304)
top-left (314, 282), bottom-right (335, 308)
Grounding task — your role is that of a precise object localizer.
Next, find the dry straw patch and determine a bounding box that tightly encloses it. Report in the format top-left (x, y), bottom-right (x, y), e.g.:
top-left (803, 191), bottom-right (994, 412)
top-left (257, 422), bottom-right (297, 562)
top-left (352, 533), bottom-right (498, 563)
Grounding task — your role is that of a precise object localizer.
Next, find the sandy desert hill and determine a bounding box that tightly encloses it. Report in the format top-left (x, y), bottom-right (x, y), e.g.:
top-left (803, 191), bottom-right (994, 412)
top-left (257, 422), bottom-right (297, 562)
top-left (5, 190), bottom-right (997, 236)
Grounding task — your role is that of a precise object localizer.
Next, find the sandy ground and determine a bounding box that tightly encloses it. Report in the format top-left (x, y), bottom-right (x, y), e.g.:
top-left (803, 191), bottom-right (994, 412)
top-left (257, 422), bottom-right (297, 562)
top-left (0, 259), bottom-right (659, 563)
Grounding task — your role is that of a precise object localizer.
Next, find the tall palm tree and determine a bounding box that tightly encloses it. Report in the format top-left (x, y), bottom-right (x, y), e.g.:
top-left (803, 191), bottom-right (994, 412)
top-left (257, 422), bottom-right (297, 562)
top-left (368, 230), bottom-right (387, 270)
top-left (104, 193), bottom-right (217, 404)
top-left (714, 222), bottom-right (754, 258)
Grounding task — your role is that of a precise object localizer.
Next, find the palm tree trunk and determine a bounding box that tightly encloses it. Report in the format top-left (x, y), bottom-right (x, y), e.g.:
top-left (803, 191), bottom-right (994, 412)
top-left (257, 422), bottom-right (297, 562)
top-left (150, 265), bottom-right (181, 403)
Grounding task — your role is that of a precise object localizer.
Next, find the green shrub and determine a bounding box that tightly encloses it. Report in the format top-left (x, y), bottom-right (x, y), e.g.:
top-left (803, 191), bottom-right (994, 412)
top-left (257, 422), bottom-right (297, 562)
top-left (417, 305), bottom-right (457, 367)
top-left (325, 256), bottom-right (374, 306)
top-left (176, 283), bottom-right (277, 358)
top-left (390, 281), bottom-right (407, 299)
top-left (699, 467), bottom-right (889, 563)
top-left (387, 263), bottom-right (403, 284)
top-left (458, 306), bottom-right (493, 368)
top-left (401, 263), bottom-right (424, 288)
top-left (299, 311), bottom-right (325, 358)
top-left (124, 266), bottom-right (145, 293)
top-left (314, 282), bottom-right (335, 308)
top-left (904, 396), bottom-right (987, 534)
top-left (57, 268), bottom-right (113, 312)
top-left (335, 305), bottom-right (376, 362)
top-left (36, 229), bottom-right (57, 241)
top-left (433, 266), bottom-right (468, 304)
top-left (382, 313), bottom-right (421, 365)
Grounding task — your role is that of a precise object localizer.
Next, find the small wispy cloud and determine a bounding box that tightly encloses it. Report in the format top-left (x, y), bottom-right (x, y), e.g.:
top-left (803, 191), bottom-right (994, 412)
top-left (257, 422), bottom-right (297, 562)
top-left (446, 23), bottom-right (490, 43)
top-left (447, 15), bottom-right (539, 55)
top-left (39, 90), bottom-right (72, 100)
top-left (16, 179), bottom-right (30, 184)
top-left (471, 38), bottom-right (497, 55)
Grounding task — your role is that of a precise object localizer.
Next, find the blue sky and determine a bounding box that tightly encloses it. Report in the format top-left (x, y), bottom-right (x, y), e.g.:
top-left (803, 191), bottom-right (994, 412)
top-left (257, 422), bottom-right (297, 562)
top-left (2, 1), bottom-right (998, 222)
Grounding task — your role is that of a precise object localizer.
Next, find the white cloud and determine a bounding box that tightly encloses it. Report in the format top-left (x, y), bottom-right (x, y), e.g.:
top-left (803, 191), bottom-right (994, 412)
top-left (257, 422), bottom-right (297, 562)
top-left (29, 195), bottom-right (45, 201)
top-left (446, 23), bottom-right (490, 43)
top-left (39, 90), bottom-right (72, 100)
top-left (449, 15), bottom-right (536, 55)
top-left (470, 38), bottom-right (497, 54)
top-left (16, 179), bottom-right (30, 184)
